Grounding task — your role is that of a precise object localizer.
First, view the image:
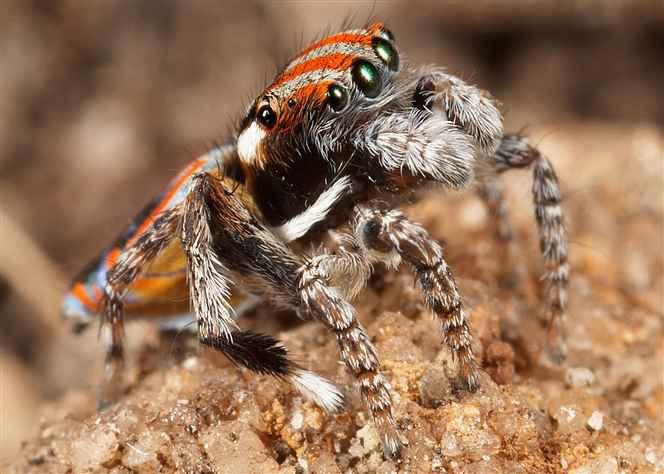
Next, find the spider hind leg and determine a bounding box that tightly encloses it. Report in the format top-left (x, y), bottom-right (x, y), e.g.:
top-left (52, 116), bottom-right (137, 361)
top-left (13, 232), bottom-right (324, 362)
top-left (99, 207), bottom-right (181, 406)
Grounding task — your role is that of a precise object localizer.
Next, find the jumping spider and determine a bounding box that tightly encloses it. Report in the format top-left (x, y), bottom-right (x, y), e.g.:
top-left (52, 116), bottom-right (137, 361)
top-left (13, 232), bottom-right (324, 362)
top-left (62, 22), bottom-right (568, 458)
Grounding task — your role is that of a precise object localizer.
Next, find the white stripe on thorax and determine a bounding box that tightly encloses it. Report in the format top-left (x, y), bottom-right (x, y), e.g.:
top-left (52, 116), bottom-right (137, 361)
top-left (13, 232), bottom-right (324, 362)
top-left (273, 176), bottom-right (352, 242)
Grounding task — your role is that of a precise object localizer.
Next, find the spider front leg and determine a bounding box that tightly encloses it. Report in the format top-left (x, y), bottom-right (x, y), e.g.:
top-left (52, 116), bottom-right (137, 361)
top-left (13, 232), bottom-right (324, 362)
top-left (415, 68), bottom-right (504, 156)
top-left (354, 206), bottom-right (481, 392)
top-left (289, 237), bottom-right (402, 451)
top-left (416, 70), bottom-right (518, 284)
top-left (415, 70), bottom-right (569, 360)
top-left (181, 174), bottom-right (239, 346)
top-left (188, 173), bottom-right (400, 455)
top-left (298, 259), bottom-right (401, 458)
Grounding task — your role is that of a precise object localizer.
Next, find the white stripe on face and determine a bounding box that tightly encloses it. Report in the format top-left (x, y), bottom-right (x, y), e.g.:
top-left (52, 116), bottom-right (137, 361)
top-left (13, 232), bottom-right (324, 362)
top-left (237, 122), bottom-right (265, 165)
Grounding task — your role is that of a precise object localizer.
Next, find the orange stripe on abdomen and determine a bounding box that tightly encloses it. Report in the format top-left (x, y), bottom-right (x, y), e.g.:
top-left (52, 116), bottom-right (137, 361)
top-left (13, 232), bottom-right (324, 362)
top-left (72, 282), bottom-right (99, 312)
top-left (126, 157), bottom-right (207, 247)
top-left (104, 247), bottom-right (122, 270)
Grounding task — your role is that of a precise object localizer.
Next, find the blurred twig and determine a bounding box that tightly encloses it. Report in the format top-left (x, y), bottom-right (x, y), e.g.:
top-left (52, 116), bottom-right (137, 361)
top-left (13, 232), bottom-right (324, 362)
top-left (0, 207), bottom-right (66, 335)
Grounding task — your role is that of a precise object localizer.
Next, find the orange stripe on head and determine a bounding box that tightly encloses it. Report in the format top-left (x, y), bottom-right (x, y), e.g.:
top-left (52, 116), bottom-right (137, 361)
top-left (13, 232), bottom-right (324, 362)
top-left (291, 82), bottom-right (330, 104)
top-left (276, 82), bottom-right (331, 132)
top-left (270, 53), bottom-right (356, 91)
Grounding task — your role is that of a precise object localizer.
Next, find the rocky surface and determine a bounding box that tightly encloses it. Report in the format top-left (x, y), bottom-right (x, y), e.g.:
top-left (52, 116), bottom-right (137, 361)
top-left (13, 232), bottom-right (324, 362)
top-left (3, 123), bottom-right (662, 473)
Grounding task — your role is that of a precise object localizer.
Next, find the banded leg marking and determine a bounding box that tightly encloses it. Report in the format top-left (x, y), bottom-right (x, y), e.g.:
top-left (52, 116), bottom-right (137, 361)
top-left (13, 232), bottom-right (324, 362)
top-left (354, 207), bottom-right (481, 391)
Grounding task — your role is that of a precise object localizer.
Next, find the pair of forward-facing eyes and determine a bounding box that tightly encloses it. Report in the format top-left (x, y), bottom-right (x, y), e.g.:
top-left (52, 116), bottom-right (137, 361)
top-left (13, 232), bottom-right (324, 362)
top-left (256, 29), bottom-right (399, 130)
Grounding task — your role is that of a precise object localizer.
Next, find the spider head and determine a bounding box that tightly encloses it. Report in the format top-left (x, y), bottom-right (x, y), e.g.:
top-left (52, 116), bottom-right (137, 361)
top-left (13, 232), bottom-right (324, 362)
top-left (237, 22), bottom-right (405, 171)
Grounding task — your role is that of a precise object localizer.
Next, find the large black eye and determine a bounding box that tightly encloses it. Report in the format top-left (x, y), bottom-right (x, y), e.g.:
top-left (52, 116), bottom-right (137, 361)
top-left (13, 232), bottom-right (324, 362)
top-left (327, 83), bottom-right (348, 111)
top-left (257, 104), bottom-right (277, 129)
top-left (372, 37), bottom-right (399, 71)
top-left (351, 59), bottom-right (382, 98)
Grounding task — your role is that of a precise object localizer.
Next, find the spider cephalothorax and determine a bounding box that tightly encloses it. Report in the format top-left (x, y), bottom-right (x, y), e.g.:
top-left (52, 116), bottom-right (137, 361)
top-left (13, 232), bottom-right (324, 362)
top-left (236, 23), bottom-right (407, 227)
top-left (236, 22), bottom-right (504, 235)
top-left (62, 22), bottom-right (568, 458)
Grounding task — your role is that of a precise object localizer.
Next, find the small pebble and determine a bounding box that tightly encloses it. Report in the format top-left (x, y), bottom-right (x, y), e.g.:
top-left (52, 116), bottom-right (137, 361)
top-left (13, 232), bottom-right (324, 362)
top-left (459, 199), bottom-right (487, 230)
top-left (356, 424), bottom-right (381, 452)
top-left (569, 456), bottom-right (619, 474)
top-left (290, 412), bottom-right (304, 431)
top-left (561, 456), bottom-right (569, 470)
top-left (419, 367), bottom-right (452, 408)
top-left (645, 447), bottom-right (658, 465)
top-left (587, 411), bottom-right (603, 431)
top-left (565, 367), bottom-right (596, 387)
top-left (71, 429), bottom-right (119, 470)
top-left (182, 357), bottom-right (199, 370)
top-left (561, 406), bottom-right (577, 422)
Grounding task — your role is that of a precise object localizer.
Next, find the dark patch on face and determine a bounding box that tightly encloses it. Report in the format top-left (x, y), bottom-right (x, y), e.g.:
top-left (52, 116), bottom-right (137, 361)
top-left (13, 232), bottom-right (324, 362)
top-left (252, 146), bottom-right (333, 227)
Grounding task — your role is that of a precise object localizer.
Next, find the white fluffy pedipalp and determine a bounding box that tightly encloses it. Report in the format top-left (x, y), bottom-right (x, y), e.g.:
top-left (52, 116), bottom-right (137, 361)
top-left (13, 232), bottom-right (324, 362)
top-left (356, 110), bottom-right (476, 189)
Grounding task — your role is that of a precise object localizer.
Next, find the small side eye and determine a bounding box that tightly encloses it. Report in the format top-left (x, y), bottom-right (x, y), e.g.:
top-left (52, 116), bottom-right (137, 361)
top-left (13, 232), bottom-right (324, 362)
top-left (372, 37), bottom-right (399, 71)
top-left (257, 104), bottom-right (277, 129)
top-left (377, 28), bottom-right (395, 42)
top-left (351, 59), bottom-right (382, 98)
top-left (327, 83), bottom-right (348, 111)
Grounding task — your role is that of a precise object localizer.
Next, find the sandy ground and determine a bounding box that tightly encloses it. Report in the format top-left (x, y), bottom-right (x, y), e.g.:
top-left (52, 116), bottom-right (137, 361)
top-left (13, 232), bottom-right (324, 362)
top-left (0, 1), bottom-right (663, 473)
top-left (2, 122), bottom-right (662, 473)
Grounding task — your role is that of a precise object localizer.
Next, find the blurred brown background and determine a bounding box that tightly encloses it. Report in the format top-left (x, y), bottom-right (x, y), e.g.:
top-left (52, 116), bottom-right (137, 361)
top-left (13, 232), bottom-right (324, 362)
top-left (1, 0), bottom-right (662, 462)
